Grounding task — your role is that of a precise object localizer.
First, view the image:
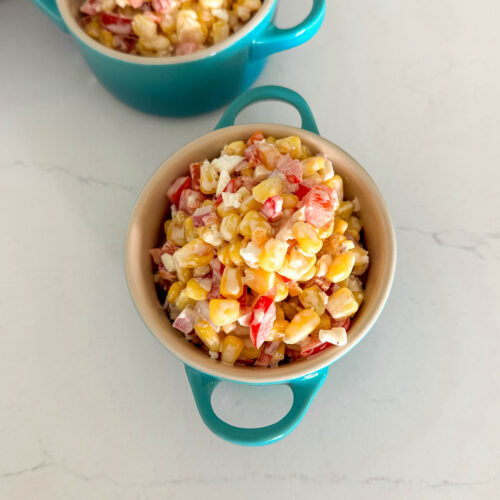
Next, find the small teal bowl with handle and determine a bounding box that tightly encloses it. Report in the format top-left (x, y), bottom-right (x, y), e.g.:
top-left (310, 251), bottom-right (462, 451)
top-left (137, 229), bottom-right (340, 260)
top-left (125, 86), bottom-right (397, 445)
top-left (31, 0), bottom-right (326, 116)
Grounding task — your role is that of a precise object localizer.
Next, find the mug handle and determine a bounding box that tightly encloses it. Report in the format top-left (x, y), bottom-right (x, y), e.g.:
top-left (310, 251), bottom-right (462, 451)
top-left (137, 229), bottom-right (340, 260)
top-left (215, 85), bottom-right (319, 134)
top-left (250, 0), bottom-right (326, 61)
top-left (185, 365), bottom-right (328, 446)
top-left (31, 0), bottom-right (69, 32)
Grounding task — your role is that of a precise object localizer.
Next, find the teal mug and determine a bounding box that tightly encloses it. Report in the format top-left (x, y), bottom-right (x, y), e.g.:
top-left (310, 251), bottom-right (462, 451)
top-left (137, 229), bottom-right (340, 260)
top-left (125, 86), bottom-right (397, 445)
top-left (31, 0), bottom-right (326, 116)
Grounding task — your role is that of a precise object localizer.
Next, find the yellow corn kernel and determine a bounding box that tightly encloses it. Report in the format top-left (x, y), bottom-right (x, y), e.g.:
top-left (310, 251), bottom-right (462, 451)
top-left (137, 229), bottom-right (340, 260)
top-left (220, 266), bottom-right (244, 299)
top-left (99, 29), bottom-right (114, 49)
top-left (284, 309), bottom-right (320, 344)
top-left (275, 277), bottom-right (289, 303)
top-left (239, 210), bottom-right (271, 238)
top-left (164, 219), bottom-right (172, 235)
top-left (266, 319), bottom-right (289, 341)
top-left (319, 313), bottom-right (331, 331)
top-left (334, 219), bottom-right (348, 235)
top-left (271, 342), bottom-right (286, 365)
top-left (279, 247), bottom-right (316, 281)
top-left (351, 246), bottom-right (370, 275)
top-left (244, 268), bottom-right (275, 296)
top-left (209, 299), bottom-right (240, 326)
top-left (184, 216), bottom-right (195, 242)
top-left (200, 164), bottom-right (219, 194)
top-left (176, 266), bottom-right (193, 284)
top-left (348, 216), bottom-right (363, 233)
top-left (175, 289), bottom-right (196, 310)
top-left (252, 224), bottom-right (270, 247)
top-left (275, 136), bottom-right (302, 159)
top-left (167, 281), bottom-right (184, 304)
top-left (194, 320), bottom-right (221, 352)
top-left (345, 229), bottom-right (360, 242)
top-left (281, 193), bottom-right (299, 209)
top-left (216, 203), bottom-right (238, 218)
top-left (202, 199), bottom-right (215, 207)
top-left (301, 156), bottom-right (325, 177)
top-left (86, 17), bottom-right (101, 39)
top-left (299, 144), bottom-right (312, 160)
top-left (258, 238), bottom-right (287, 272)
top-left (326, 251), bottom-right (355, 283)
top-left (298, 264), bottom-right (316, 282)
top-left (220, 213), bottom-right (241, 242)
top-left (185, 278), bottom-right (209, 300)
top-left (299, 286), bottom-right (326, 316)
top-left (237, 187), bottom-right (252, 200)
top-left (322, 233), bottom-right (355, 257)
top-left (240, 167), bottom-right (254, 178)
top-left (132, 14), bottom-right (158, 39)
top-left (281, 300), bottom-right (299, 320)
top-left (327, 287), bottom-right (359, 320)
top-left (229, 237), bottom-right (245, 266)
top-left (224, 140), bottom-right (246, 156)
top-left (239, 195), bottom-right (261, 215)
top-left (353, 291), bottom-right (365, 305)
top-left (292, 222), bottom-right (323, 256)
top-left (265, 135), bottom-right (276, 144)
top-left (252, 177), bottom-right (283, 203)
top-left (240, 338), bottom-right (260, 359)
top-left (217, 243), bottom-right (232, 266)
top-left (316, 220), bottom-right (334, 240)
top-left (337, 200), bottom-right (354, 220)
top-left (221, 335), bottom-right (244, 365)
top-left (173, 238), bottom-right (214, 268)
top-left (329, 174), bottom-right (344, 201)
top-left (275, 304), bottom-right (285, 321)
top-left (211, 19), bottom-right (230, 43)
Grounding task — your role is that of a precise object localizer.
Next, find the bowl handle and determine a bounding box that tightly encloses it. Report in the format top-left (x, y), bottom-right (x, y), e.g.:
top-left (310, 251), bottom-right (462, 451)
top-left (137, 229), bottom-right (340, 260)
top-left (185, 365), bottom-right (328, 446)
top-left (31, 0), bottom-right (68, 32)
top-left (215, 85), bottom-right (319, 134)
top-left (250, 0), bottom-right (326, 61)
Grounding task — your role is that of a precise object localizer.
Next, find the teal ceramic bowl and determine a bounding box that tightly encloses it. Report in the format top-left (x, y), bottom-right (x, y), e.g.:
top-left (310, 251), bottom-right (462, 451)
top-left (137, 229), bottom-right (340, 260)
top-left (31, 0), bottom-right (326, 116)
top-left (125, 86), bottom-right (397, 446)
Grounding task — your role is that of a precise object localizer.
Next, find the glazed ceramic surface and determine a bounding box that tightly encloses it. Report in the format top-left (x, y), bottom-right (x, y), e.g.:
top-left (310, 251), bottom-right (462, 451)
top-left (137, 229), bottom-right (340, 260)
top-left (31, 0), bottom-right (326, 115)
top-left (125, 86), bottom-right (396, 445)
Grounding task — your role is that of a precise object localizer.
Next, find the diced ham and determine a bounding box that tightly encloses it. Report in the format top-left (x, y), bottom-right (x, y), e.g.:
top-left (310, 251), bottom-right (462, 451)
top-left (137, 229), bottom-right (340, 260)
top-left (172, 305), bottom-right (199, 335)
top-left (161, 241), bottom-right (178, 255)
top-left (194, 300), bottom-right (219, 331)
top-left (189, 162), bottom-right (202, 191)
top-left (207, 259), bottom-right (223, 300)
top-left (101, 12), bottom-right (134, 35)
top-left (178, 189), bottom-right (205, 215)
top-left (235, 176), bottom-right (257, 190)
top-left (113, 35), bottom-right (137, 53)
top-left (166, 176), bottom-right (191, 206)
top-left (176, 41), bottom-right (199, 55)
top-left (300, 336), bottom-right (331, 358)
top-left (152, 0), bottom-right (176, 12)
top-left (80, 0), bottom-right (102, 16)
top-left (276, 154), bottom-right (302, 184)
top-left (260, 195), bottom-right (283, 221)
top-left (192, 205), bottom-right (220, 228)
top-left (302, 185), bottom-right (338, 228)
top-left (331, 317), bottom-right (351, 331)
top-left (158, 269), bottom-right (176, 281)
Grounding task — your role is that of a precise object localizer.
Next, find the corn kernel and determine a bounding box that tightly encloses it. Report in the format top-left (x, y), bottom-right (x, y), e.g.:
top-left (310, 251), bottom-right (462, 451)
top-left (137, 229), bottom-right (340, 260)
top-left (258, 238), bottom-right (287, 272)
top-left (282, 193), bottom-right (299, 209)
top-left (176, 266), bottom-right (193, 284)
top-left (239, 210), bottom-right (271, 239)
top-left (217, 243), bottom-right (231, 265)
top-left (239, 195), bottom-right (261, 215)
top-left (252, 225), bottom-right (270, 247)
top-left (319, 158), bottom-right (334, 181)
top-left (221, 335), bottom-right (244, 365)
top-left (281, 300), bottom-right (299, 320)
top-left (267, 319), bottom-right (289, 341)
top-left (279, 247), bottom-right (316, 281)
top-left (275, 276), bottom-right (289, 302)
top-left (175, 289), bottom-right (197, 310)
top-left (326, 287), bottom-right (359, 320)
top-left (202, 200), bottom-right (215, 207)
top-left (317, 219), bottom-right (335, 239)
top-left (275, 136), bottom-right (302, 159)
top-left (353, 291), bottom-right (365, 305)
top-left (184, 216), bottom-right (195, 242)
top-left (86, 17), bottom-right (101, 39)
top-left (132, 14), bottom-right (158, 39)
top-left (240, 167), bottom-right (254, 177)
top-left (100, 29), bottom-right (114, 49)
top-left (326, 251), bottom-right (355, 283)
top-left (319, 313), bottom-right (332, 331)
top-left (240, 338), bottom-right (260, 359)
top-left (301, 156), bottom-right (325, 177)
top-left (252, 177), bottom-right (283, 203)
top-left (200, 224), bottom-right (224, 247)
top-left (185, 278), bottom-right (209, 300)
top-left (292, 222), bottom-right (323, 256)
top-left (349, 216), bottom-right (363, 233)
top-left (351, 246), bottom-right (370, 275)
top-left (345, 229), bottom-right (360, 242)
top-left (220, 266), bottom-right (244, 299)
top-left (194, 320), bottom-right (221, 352)
top-left (334, 219), bottom-right (348, 235)
top-left (216, 202), bottom-right (238, 218)
top-left (337, 200), bottom-right (354, 220)
top-left (299, 286), bottom-right (327, 316)
top-left (200, 163), bottom-right (219, 194)
top-left (315, 254), bottom-right (332, 277)
top-left (167, 281), bottom-right (184, 304)
top-left (298, 264), bottom-right (316, 282)
top-left (329, 174), bottom-right (344, 201)
top-left (266, 136), bottom-right (276, 144)
top-left (173, 238), bottom-right (214, 268)
top-left (322, 233), bottom-right (355, 257)
top-left (209, 299), bottom-right (240, 326)
top-left (224, 140), bottom-right (246, 156)
top-left (275, 304), bottom-right (285, 321)
top-left (270, 342), bottom-right (286, 366)
top-left (244, 268), bottom-right (275, 295)
top-left (284, 309), bottom-right (320, 344)
top-left (164, 219), bottom-right (172, 235)
top-left (229, 237), bottom-right (245, 266)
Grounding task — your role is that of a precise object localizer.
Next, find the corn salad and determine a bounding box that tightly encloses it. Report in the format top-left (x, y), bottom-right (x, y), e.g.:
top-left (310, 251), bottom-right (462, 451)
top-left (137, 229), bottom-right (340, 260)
top-left (150, 131), bottom-right (370, 368)
top-left (79, 0), bottom-right (262, 57)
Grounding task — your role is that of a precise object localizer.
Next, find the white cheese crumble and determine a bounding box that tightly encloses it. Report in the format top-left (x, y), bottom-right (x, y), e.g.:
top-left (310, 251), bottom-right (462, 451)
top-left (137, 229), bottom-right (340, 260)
top-left (216, 170), bottom-right (231, 196)
top-left (160, 252), bottom-right (176, 272)
top-left (211, 154), bottom-right (244, 174)
top-left (221, 192), bottom-right (242, 209)
top-left (319, 327), bottom-right (347, 346)
top-left (239, 241), bottom-right (262, 268)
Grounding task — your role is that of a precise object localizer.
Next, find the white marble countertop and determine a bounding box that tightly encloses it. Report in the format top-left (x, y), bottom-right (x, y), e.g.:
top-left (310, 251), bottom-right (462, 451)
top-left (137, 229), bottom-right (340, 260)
top-left (1, 1), bottom-right (499, 498)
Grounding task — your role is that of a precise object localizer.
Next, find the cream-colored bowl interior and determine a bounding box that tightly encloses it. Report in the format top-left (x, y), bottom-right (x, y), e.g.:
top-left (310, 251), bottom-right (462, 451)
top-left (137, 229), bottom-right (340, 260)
top-left (125, 124), bottom-right (396, 384)
top-left (56, 0), bottom-right (274, 64)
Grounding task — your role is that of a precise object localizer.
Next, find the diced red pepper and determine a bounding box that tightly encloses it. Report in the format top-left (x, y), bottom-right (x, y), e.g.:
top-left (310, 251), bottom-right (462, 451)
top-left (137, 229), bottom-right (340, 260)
top-left (166, 176), bottom-right (191, 206)
top-left (276, 154), bottom-right (303, 184)
top-left (278, 274), bottom-right (291, 284)
top-left (80, 0), bottom-right (100, 16)
top-left (178, 189), bottom-right (205, 215)
top-left (101, 13), bottom-right (134, 35)
top-left (247, 131), bottom-right (265, 145)
top-left (113, 35), bottom-right (137, 54)
top-left (215, 178), bottom-right (236, 205)
top-left (152, 0), bottom-right (174, 12)
top-left (300, 340), bottom-right (331, 358)
top-left (331, 317), bottom-right (351, 331)
top-left (238, 286), bottom-right (249, 308)
top-left (189, 162), bottom-right (202, 191)
top-left (295, 183), bottom-right (312, 200)
top-left (192, 205), bottom-right (219, 228)
top-left (260, 195), bottom-right (283, 221)
top-left (235, 176), bottom-right (257, 191)
top-left (176, 41), bottom-right (199, 55)
top-left (302, 185), bottom-right (337, 228)
top-left (207, 259), bottom-right (224, 300)
top-left (255, 340), bottom-right (281, 366)
top-left (250, 295), bottom-right (276, 349)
